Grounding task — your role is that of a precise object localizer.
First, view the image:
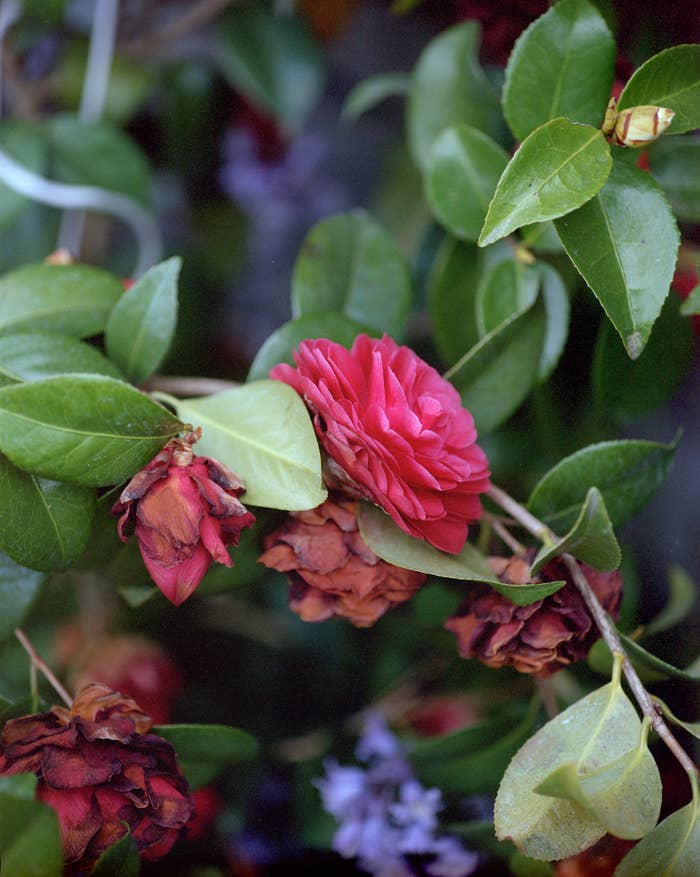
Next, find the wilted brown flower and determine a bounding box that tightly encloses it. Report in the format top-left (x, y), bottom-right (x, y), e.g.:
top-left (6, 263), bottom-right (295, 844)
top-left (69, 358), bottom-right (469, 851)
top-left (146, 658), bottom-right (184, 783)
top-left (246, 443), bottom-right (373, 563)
top-left (445, 554), bottom-right (623, 676)
top-left (259, 495), bottom-right (426, 627)
top-left (0, 684), bottom-right (193, 871)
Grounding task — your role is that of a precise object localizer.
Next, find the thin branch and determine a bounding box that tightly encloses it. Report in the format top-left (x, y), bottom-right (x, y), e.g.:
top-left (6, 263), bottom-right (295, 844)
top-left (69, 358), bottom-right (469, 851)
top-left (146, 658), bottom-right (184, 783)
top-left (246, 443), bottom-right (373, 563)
top-left (143, 375), bottom-right (239, 397)
top-left (486, 483), bottom-right (699, 779)
top-left (15, 628), bottom-right (73, 708)
top-left (124, 0), bottom-right (239, 58)
top-left (483, 511), bottom-right (526, 555)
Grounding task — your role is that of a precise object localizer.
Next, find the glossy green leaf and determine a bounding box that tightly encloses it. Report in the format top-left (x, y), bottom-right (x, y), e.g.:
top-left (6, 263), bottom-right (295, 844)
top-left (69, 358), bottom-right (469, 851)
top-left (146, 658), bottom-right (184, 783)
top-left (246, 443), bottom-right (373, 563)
top-left (479, 120), bottom-right (611, 247)
top-left (248, 311), bottom-right (373, 382)
top-left (291, 211), bottom-right (411, 338)
top-left (528, 437), bottom-right (678, 530)
top-left (0, 375), bottom-right (182, 486)
top-left (495, 661), bottom-right (657, 860)
top-left (357, 503), bottom-right (565, 604)
top-left (90, 832), bottom-right (139, 877)
top-left (618, 44), bottom-right (700, 135)
top-left (407, 22), bottom-right (504, 171)
top-left (217, 2), bottom-right (324, 132)
top-left (475, 259), bottom-right (539, 337)
top-left (105, 257), bottom-right (181, 383)
top-left (154, 724), bottom-right (259, 789)
top-left (426, 124), bottom-right (509, 241)
top-left (592, 294), bottom-right (692, 420)
top-left (0, 792), bottom-right (63, 877)
top-left (0, 552), bottom-right (45, 641)
top-left (414, 700), bottom-right (541, 796)
top-left (0, 455), bottom-right (95, 571)
top-left (537, 263), bottom-right (570, 381)
top-left (613, 792), bottom-right (700, 876)
top-left (0, 123), bottom-right (48, 232)
top-left (648, 135), bottom-right (700, 223)
top-left (0, 333), bottom-right (122, 387)
top-left (175, 381), bottom-right (326, 510)
top-left (428, 238), bottom-right (511, 367)
top-left (47, 114), bottom-right (152, 206)
top-left (645, 566), bottom-right (697, 637)
top-left (503, 0), bottom-right (615, 142)
top-left (652, 696), bottom-right (700, 740)
top-left (531, 487), bottom-right (620, 575)
top-left (619, 633), bottom-right (700, 683)
top-left (445, 294), bottom-right (546, 434)
top-left (341, 73), bottom-right (409, 121)
top-left (0, 264), bottom-right (123, 338)
top-left (534, 717), bottom-right (660, 839)
top-left (555, 161), bottom-right (679, 359)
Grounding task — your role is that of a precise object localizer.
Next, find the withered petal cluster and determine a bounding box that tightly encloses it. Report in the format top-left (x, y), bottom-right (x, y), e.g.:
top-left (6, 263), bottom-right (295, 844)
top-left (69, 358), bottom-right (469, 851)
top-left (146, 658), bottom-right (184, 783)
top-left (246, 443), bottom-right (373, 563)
top-left (259, 495), bottom-right (426, 627)
top-left (0, 684), bottom-right (193, 870)
top-left (113, 432), bottom-right (255, 605)
top-left (445, 554), bottom-right (623, 677)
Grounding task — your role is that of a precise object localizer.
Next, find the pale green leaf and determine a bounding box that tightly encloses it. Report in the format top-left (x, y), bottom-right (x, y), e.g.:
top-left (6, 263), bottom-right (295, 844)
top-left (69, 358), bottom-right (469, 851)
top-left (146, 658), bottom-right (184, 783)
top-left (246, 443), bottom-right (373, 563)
top-left (342, 73), bottom-right (409, 121)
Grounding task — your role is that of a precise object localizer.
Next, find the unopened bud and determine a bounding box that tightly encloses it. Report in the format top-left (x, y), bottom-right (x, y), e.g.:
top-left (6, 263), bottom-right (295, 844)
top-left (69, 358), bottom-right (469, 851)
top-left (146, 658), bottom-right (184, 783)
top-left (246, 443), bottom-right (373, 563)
top-left (601, 97), bottom-right (618, 136)
top-left (613, 105), bottom-right (675, 147)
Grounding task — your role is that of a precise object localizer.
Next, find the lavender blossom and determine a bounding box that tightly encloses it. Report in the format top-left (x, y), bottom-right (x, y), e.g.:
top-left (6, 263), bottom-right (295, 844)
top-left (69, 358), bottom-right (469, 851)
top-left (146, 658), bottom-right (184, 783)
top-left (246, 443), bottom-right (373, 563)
top-left (316, 714), bottom-right (478, 877)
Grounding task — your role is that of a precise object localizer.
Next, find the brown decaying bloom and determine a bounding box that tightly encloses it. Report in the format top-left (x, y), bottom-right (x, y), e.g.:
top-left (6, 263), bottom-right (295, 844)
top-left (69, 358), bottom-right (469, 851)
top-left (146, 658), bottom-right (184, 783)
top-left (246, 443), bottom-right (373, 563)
top-left (445, 554), bottom-right (623, 677)
top-left (0, 684), bottom-right (193, 871)
top-left (259, 494), bottom-right (426, 627)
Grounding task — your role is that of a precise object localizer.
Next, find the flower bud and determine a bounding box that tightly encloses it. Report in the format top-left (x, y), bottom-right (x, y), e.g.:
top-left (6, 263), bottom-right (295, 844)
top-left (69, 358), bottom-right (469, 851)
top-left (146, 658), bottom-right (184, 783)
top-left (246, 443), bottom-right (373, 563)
top-left (259, 495), bottom-right (426, 627)
top-left (0, 684), bottom-right (193, 870)
top-left (112, 431), bottom-right (255, 605)
top-left (613, 105), bottom-right (675, 147)
top-left (601, 97), bottom-right (618, 136)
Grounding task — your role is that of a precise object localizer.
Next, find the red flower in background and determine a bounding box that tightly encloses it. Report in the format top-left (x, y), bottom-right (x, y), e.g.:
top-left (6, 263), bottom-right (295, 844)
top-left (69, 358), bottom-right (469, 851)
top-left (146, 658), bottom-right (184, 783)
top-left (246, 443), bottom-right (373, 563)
top-left (453, 0), bottom-right (548, 64)
top-left (271, 335), bottom-right (490, 555)
top-left (113, 431), bottom-right (255, 606)
top-left (0, 685), bottom-right (192, 871)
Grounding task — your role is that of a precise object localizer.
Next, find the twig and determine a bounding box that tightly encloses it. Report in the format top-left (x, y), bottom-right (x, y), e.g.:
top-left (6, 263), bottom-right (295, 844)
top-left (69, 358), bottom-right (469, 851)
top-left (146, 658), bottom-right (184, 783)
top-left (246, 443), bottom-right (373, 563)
top-left (483, 511), bottom-right (526, 555)
top-left (14, 628), bottom-right (73, 708)
top-left (486, 483), bottom-right (699, 779)
top-left (143, 375), bottom-right (239, 397)
top-left (124, 0), bottom-right (239, 58)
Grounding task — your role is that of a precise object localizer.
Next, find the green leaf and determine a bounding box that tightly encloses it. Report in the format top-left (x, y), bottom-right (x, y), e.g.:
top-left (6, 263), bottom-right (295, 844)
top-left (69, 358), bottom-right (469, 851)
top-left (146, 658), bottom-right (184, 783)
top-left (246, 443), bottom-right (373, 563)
top-left (410, 714), bottom-right (520, 765)
top-left (175, 381), bottom-right (326, 510)
top-left (510, 853), bottom-right (555, 877)
top-left (0, 264), bottom-right (123, 338)
top-left (592, 294), bottom-right (693, 420)
top-left (555, 161), bottom-right (680, 359)
top-left (407, 22), bottom-right (504, 171)
top-left (414, 700), bottom-right (541, 796)
top-left (537, 263), bottom-right (570, 381)
top-left (495, 662), bottom-right (659, 860)
top-left (645, 566), bottom-right (697, 637)
top-left (217, 2), bottom-right (324, 133)
top-left (534, 717), bottom-right (660, 840)
top-left (90, 832), bottom-right (140, 877)
top-left (445, 294), bottom-right (547, 434)
top-left (0, 455), bottom-right (95, 571)
top-left (0, 123), bottom-right (48, 232)
top-left (154, 723), bottom-right (259, 789)
top-left (652, 696), bottom-right (700, 740)
top-left (0, 774), bottom-right (37, 799)
top-left (47, 114), bottom-right (152, 206)
top-left (680, 285), bottom-right (700, 316)
top-left (528, 437), bottom-right (678, 530)
top-left (291, 211), bottom-right (411, 338)
top-left (248, 312), bottom-right (374, 382)
top-left (503, 0), bottom-right (615, 142)
top-left (0, 553), bottom-right (45, 641)
top-left (0, 793), bottom-right (63, 877)
top-left (613, 793), bottom-right (700, 876)
top-left (426, 124), bottom-right (509, 242)
top-left (618, 44), bottom-right (700, 136)
top-left (648, 134), bottom-right (700, 223)
top-left (0, 375), bottom-right (182, 486)
top-left (531, 487), bottom-right (620, 575)
top-left (479, 119), bottom-right (612, 247)
top-left (341, 73), bottom-right (409, 121)
top-left (357, 503), bottom-right (565, 605)
top-left (475, 259), bottom-right (539, 337)
top-left (520, 222), bottom-right (564, 254)
top-left (0, 332), bottom-right (123, 386)
top-left (619, 633), bottom-right (700, 683)
top-left (105, 257), bottom-right (181, 383)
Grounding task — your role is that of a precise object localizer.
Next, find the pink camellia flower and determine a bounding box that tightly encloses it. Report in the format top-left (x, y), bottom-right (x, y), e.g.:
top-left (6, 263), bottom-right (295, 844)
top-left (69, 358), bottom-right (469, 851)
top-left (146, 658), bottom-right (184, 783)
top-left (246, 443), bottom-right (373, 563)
top-left (112, 431), bottom-right (255, 605)
top-left (271, 335), bottom-right (490, 554)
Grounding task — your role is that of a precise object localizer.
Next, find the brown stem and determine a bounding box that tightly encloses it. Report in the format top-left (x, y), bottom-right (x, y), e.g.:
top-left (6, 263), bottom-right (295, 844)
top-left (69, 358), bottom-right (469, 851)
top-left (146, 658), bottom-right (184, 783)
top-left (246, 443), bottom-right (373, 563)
top-left (14, 628), bottom-right (73, 708)
top-left (486, 484), bottom-right (699, 779)
top-left (483, 512), bottom-right (527, 555)
top-left (123, 0), bottom-right (240, 57)
top-left (143, 375), bottom-right (239, 397)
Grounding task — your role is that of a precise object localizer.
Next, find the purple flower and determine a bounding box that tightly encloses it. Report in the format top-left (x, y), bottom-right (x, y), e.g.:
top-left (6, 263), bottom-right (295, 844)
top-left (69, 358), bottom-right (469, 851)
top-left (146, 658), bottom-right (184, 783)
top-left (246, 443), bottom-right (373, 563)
top-left (316, 762), bottom-right (366, 819)
top-left (427, 837), bottom-right (480, 877)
